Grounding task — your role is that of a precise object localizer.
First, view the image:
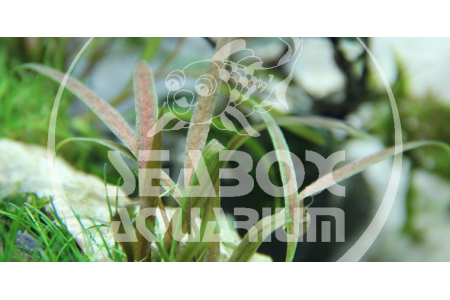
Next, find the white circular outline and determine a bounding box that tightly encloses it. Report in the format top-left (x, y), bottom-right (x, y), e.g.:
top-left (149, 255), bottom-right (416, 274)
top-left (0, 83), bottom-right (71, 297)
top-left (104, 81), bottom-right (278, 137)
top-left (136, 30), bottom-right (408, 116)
top-left (47, 37), bottom-right (403, 262)
top-left (338, 38), bottom-right (403, 261)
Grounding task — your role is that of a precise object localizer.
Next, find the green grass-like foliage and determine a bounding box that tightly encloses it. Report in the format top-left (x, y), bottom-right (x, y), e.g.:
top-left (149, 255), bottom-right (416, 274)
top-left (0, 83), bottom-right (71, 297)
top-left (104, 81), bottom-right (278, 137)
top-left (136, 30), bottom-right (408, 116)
top-left (0, 193), bottom-right (89, 262)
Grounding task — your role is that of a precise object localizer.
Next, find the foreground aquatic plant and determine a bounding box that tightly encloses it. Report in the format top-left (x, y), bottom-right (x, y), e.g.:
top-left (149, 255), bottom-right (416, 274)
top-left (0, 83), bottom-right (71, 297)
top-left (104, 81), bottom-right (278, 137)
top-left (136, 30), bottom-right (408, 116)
top-left (0, 192), bottom-right (89, 262)
top-left (23, 37), bottom-right (450, 262)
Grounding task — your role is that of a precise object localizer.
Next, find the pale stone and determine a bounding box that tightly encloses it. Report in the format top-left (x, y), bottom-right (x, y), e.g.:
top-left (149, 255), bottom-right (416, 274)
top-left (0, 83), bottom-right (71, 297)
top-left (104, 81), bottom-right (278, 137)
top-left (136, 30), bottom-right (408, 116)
top-left (0, 138), bottom-right (134, 261)
top-left (0, 138), bottom-right (272, 262)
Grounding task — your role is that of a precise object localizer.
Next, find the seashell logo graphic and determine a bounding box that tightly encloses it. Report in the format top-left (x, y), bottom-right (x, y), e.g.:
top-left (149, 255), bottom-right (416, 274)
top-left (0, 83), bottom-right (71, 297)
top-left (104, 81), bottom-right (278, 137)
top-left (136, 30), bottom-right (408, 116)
top-left (150, 38), bottom-right (303, 137)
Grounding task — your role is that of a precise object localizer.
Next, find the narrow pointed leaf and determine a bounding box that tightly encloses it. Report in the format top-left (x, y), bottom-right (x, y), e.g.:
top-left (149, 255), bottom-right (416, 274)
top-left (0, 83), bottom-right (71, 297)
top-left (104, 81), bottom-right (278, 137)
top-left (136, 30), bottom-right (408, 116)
top-left (200, 172), bottom-right (221, 262)
top-left (176, 241), bottom-right (208, 262)
top-left (113, 211), bottom-right (136, 262)
top-left (24, 63), bottom-right (137, 154)
top-left (136, 99), bottom-right (184, 205)
top-left (275, 116), bottom-right (368, 138)
top-left (253, 100), bottom-right (301, 262)
top-left (299, 141), bottom-right (450, 200)
top-left (278, 122), bottom-right (325, 145)
top-left (163, 139), bottom-right (225, 256)
top-left (141, 37), bottom-right (162, 62)
top-left (228, 210), bottom-right (288, 262)
top-left (56, 137), bottom-right (136, 162)
top-left (134, 61), bottom-right (158, 162)
top-left (188, 139), bottom-right (225, 208)
top-left (135, 114), bottom-right (163, 262)
top-left (228, 210), bottom-right (310, 262)
top-left (160, 172), bottom-right (184, 205)
top-left (134, 61), bottom-right (159, 181)
top-left (184, 37), bottom-right (233, 186)
top-left (222, 115), bottom-right (366, 169)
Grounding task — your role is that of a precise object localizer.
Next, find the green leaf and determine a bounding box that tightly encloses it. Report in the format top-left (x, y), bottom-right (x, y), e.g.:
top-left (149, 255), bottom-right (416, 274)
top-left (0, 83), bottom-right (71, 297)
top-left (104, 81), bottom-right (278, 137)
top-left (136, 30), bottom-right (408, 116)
top-left (199, 169), bottom-right (221, 262)
top-left (23, 63), bottom-right (137, 155)
top-left (56, 137), bottom-right (136, 162)
top-left (141, 37), bottom-right (162, 62)
top-left (176, 241), bottom-right (208, 262)
top-left (275, 116), bottom-right (368, 139)
top-left (222, 115), bottom-right (366, 169)
top-left (299, 141), bottom-right (450, 200)
top-left (251, 100), bottom-right (301, 262)
top-left (228, 210), bottom-right (288, 262)
top-left (112, 210), bottom-right (136, 262)
top-left (278, 122), bottom-right (325, 145)
top-left (187, 139), bottom-right (225, 208)
top-left (163, 139), bottom-right (225, 258)
top-left (160, 172), bottom-right (184, 205)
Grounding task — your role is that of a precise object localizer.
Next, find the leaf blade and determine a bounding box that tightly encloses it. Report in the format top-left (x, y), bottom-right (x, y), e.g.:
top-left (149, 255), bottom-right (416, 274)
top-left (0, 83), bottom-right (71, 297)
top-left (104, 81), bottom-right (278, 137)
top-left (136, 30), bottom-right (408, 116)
top-left (183, 37), bottom-right (233, 187)
top-left (135, 111), bottom-right (164, 262)
top-left (275, 116), bottom-right (368, 139)
top-left (163, 139), bottom-right (225, 257)
top-left (228, 210), bottom-right (288, 262)
top-left (141, 37), bottom-right (162, 62)
top-left (222, 115), bottom-right (367, 169)
top-left (56, 137), bottom-right (136, 162)
top-left (253, 101), bottom-right (301, 262)
top-left (134, 61), bottom-right (159, 181)
top-left (299, 141), bottom-right (450, 200)
top-left (24, 63), bottom-right (137, 154)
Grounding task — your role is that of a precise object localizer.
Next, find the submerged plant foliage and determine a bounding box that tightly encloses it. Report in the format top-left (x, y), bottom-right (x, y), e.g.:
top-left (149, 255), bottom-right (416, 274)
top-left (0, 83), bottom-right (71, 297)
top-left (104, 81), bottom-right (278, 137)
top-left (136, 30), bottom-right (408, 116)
top-left (19, 37), bottom-right (450, 262)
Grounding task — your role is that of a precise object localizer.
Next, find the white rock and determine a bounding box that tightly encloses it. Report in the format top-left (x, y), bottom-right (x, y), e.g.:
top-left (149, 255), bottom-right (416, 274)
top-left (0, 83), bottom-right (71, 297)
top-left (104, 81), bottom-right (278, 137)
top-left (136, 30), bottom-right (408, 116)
top-left (0, 138), bottom-right (134, 261)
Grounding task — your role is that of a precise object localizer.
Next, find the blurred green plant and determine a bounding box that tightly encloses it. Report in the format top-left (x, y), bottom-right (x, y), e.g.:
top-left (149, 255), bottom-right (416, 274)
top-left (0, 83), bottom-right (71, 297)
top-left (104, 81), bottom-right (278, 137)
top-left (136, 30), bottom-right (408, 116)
top-left (0, 192), bottom-right (89, 262)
